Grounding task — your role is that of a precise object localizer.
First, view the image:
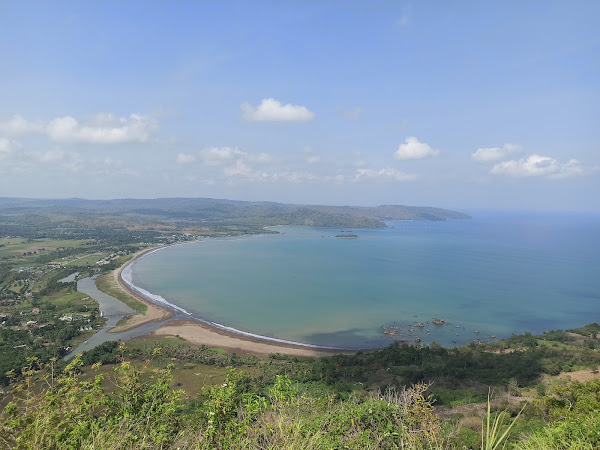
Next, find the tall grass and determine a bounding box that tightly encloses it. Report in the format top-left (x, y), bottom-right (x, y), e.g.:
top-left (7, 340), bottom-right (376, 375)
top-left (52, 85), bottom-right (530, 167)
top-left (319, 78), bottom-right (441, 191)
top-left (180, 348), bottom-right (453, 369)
top-left (482, 391), bottom-right (524, 450)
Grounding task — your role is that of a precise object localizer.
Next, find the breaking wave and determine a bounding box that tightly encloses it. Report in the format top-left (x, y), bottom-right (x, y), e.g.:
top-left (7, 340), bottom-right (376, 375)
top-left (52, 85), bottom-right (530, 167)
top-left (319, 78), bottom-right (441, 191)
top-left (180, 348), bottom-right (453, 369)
top-left (121, 249), bottom-right (191, 315)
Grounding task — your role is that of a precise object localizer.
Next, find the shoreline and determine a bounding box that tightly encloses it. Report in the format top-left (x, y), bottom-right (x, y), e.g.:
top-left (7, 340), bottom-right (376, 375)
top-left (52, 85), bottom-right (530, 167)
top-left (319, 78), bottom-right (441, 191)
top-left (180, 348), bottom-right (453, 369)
top-left (115, 241), bottom-right (362, 356)
top-left (144, 320), bottom-right (360, 357)
top-left (108, 247), bottom-right (174, 332)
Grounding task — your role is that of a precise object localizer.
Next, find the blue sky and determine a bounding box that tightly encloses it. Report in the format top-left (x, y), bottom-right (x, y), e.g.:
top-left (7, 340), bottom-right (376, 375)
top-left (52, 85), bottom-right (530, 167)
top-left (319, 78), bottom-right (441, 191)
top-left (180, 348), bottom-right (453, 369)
top-left (0, 1), bottom-right (598, 211)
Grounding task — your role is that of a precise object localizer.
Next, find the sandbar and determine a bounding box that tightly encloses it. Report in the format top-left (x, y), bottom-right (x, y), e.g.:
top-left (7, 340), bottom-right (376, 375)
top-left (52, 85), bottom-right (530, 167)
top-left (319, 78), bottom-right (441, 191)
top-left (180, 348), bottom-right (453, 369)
top-left (109, 248), bottom-right (173, 332)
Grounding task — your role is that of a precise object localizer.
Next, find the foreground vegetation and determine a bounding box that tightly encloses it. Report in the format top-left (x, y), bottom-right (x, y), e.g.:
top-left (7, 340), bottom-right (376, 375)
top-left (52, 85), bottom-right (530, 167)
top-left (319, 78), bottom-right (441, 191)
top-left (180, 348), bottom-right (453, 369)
top-left (1, 337), bottom-right (599, 449)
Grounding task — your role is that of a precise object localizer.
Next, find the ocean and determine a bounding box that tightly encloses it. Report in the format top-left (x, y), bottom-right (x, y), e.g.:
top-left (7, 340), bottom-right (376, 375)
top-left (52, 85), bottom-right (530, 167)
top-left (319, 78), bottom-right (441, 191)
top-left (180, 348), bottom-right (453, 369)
top-left (126, 211), bottom-right (600, 348)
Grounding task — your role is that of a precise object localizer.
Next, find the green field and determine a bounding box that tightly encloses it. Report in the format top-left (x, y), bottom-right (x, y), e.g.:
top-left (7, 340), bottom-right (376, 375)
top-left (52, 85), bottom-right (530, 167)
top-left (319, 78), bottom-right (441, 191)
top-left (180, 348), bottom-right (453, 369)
top-left (0, 238), bottom-right (93, 258)
top-left (126, 336), bottom-right (192, 353)
top-left (109, 337), bottom-right (261, 397)
top-left (65, 252), bottom-right (108, 266)
top-left (130, 337), bottom-right (263, 394)
top-left (47, 290), bottom-right (98, 312)
top-left (19, 290), bottom-right (97, 314)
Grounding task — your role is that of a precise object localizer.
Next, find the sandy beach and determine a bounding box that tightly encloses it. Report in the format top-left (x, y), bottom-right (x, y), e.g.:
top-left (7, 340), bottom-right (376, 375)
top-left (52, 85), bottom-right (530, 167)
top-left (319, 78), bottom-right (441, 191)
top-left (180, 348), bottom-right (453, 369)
top-left (114, 245), bottom-right (355, 356)
top-left (108, 248), bottom-right (173, 332)
top-left (147, 320), bottom-right (356, 357)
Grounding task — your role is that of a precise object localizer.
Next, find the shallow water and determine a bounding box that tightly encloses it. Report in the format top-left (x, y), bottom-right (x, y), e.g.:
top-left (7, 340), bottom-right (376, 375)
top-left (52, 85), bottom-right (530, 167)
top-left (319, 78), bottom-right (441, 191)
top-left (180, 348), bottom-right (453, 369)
top-left (58, 272), bottom-right (79, 283)
top-left (65, 276), bottom-right (170, 359)
top-left (129, 211), bottom-right (600, 348)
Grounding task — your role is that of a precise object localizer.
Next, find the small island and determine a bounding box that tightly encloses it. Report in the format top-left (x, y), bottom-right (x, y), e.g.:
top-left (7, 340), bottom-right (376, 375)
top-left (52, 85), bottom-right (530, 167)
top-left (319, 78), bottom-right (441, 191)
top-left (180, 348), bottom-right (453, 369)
top-left (334, 234), bottom-right (359, 238)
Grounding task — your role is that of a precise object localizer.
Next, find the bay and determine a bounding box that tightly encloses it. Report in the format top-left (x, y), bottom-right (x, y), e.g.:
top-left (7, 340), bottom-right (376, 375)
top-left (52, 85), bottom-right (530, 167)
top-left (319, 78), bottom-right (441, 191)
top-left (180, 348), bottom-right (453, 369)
top-left (128, 211), bottom-right (600, 348)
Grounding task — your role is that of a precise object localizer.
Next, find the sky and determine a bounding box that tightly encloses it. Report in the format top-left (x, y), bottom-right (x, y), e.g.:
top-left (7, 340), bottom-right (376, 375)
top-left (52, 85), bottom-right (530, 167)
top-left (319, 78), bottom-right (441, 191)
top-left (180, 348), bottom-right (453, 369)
top-left (0, 1), bottom-right (598, 212)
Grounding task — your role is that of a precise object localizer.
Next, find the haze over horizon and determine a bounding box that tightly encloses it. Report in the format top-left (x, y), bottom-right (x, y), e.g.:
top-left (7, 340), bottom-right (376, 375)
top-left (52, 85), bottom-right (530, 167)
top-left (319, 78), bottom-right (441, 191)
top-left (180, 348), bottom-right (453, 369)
top-left (1, 1), bottom-right (598, 212)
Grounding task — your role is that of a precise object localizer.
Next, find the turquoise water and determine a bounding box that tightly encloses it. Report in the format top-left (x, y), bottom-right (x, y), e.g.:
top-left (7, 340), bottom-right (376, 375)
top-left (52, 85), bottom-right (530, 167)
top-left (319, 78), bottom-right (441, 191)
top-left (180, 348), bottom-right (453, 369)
top-left (129, 212), bottom-right (600, 348)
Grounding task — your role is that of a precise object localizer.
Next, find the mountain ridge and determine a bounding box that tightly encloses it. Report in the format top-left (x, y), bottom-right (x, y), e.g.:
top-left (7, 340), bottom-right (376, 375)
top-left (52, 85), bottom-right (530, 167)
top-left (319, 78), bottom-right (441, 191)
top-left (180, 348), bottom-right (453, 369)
top-left (0, 197), bottom-right (470, 227)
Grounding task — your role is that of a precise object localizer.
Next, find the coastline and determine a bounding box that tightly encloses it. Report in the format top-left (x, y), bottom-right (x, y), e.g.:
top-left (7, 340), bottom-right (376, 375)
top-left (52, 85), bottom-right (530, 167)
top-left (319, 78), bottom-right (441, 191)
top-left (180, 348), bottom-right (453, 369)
top-left (108, 247), bottom-right (174, 332)
top-left (115, 241), bottom-right (360, 356)
top-left (146, 320), bottom-right (358, 357)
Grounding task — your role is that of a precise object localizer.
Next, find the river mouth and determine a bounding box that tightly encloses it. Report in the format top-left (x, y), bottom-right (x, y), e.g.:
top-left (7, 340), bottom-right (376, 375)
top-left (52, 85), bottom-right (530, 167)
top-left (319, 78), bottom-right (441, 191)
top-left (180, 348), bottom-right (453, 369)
top-left (66, 276), bottom-right (173, 359)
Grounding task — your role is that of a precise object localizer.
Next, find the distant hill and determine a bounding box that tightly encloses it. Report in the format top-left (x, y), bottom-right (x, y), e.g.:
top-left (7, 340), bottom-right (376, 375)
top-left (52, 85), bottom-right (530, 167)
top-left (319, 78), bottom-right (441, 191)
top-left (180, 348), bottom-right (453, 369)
top-left (306, 204), bottom-right (470, 221)
top-left (0, 197), bottom-right (469, 229)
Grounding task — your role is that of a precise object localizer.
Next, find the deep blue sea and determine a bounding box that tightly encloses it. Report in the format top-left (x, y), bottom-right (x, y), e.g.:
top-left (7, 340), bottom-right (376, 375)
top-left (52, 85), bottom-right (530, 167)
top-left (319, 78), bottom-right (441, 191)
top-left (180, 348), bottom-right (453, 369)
top-left (128, 211), bottom-right (600, 348)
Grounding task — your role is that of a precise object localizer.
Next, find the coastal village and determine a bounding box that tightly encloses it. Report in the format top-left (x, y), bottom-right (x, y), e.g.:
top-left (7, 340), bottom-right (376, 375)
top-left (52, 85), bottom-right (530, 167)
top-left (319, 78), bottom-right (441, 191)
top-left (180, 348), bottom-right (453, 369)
top-left (0, 236), bottom-right (147, 366)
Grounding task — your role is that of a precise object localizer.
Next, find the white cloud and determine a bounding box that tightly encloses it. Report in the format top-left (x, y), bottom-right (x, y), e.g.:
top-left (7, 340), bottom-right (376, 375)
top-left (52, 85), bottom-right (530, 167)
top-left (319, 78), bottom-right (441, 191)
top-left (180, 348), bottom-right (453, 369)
top-left (212, 148), bottom-right (421, 185)
top-left (39, 150), bottom-right (84, 172)
top-left (472, 143), bottom-right (521, 163)
top-left (47, 113), bottom-right (154, 144)
top-left (248, 152), bottom-right (275, 164)
top-left (89, 157), bottom-right (139, 177)
top-left (40, 150), bottom-right (66, 163)
top-left (223, 161), bottom-right (318, 184)
top-left (549, 159), bottom-right (588, 179)
top-left (0, 113), bottom-right (155, 144)
top-left (241, 98), bottom-right (315, 122)
top-left (490, 154), bottom-right (592, 179)
top-left (336, 106), bottom-right (363, 120)
top-left (224, 159), bottom-right (267, 180)
top-left (354, 168), bottom-right (418, 182)
top-left (200, 146), bottom-right (246, 166)
top-left (351, 151), bottom-right (367, 168)
top-left (0, 138), bottom-right (19, 160)
top-left (176, 153), bottom-right (196, 164)
top-left (0, 115), bottom-right (44, 135)
top-left (394, 137), bottom-right (439, 160)
top-left (220, 153), bottom-right (319, 183)
top-left (272, 171), bottom-right (318, 183)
